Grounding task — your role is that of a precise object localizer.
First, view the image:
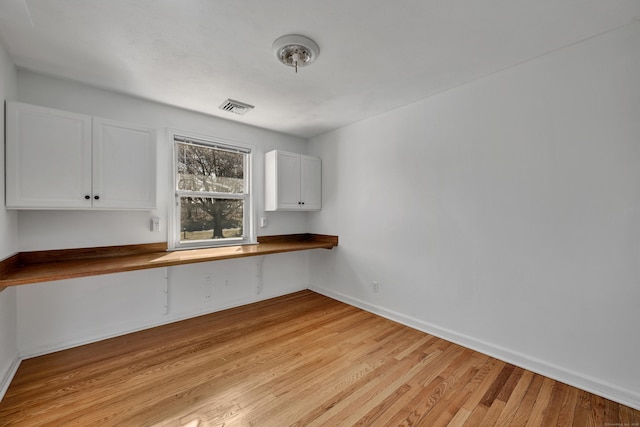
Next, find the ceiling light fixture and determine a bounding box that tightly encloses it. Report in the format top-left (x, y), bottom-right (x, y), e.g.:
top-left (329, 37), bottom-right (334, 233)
top-left (272, 34), bottom-right (320, 73)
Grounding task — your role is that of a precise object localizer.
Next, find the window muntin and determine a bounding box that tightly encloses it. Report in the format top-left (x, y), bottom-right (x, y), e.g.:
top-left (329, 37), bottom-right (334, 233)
top-left (172, 135), bottom-right (252, 249)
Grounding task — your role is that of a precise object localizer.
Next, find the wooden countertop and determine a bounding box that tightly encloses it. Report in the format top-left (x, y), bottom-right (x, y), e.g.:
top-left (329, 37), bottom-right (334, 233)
top-left (0, 234), bottom-right (338, 287)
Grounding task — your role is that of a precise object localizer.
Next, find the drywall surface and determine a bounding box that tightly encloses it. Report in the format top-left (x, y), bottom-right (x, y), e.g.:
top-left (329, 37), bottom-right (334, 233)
top-left (13, 71), bottom-right (313, 358)
top-left (16, 70), bottom-right (309, 251)
top-left (0, 286), bottom-right (17, 401)
top-left (0, 37), bottom-right (18, 259)
top-left (308, 23), bottom-right (640, 409)
top-left (0, 40), bottom-right (19, 401)
top-left (17, 251), bottom-right (309, 357)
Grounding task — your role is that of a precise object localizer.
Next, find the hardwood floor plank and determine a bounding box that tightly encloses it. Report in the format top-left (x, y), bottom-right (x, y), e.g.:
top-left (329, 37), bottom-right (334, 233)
top-left (540, 381), bottom-right (568, 426)
top-left (461, 358), bottom-right (507, 412)
top-left (379, 350), bottom-right (474, 426)
top-left (1, 290), bottom-right (639, 426)
top-left (427, 361), bottom-right (488, 426)
top-left (622, 402), bottom-right (640, 425)
top-left (310, 345), bottom-right (463, 426)
top-left (479, 398), bottom-right (507, 425)
top-left (447, 407), bottom-right (472, 426)
top-left (590, 393), bottom-right (606, 426)
top-left (354, 383), bottom-right (413, 426)
top-left (292, 336), bottom-right (444, 427)
top-left (405, 353), bottom-right (484, 427)
top-left (525, 377), bottom-right (556, 427)
top-left (479, 363), bottom-right (515, 407)
top-left (461, 403), bottom-right (488, 426)
top-left (604, 398), bottom-right (622, 426)
top-left (510, 374), bottom-right (546, 426)
top-left (496, 365), bottom-right (525, 403)
top-left (444, 358), bottom-right (507, 426)
top-left (493, 369), bottom-right (535, 426)
top-left (394, 334), bottom-right (437, 361)
top-left (556, 386), bottom-right (580, 426)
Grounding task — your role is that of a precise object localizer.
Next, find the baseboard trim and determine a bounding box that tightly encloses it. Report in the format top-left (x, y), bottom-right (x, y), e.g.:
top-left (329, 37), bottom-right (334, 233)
top-left (0, 354), bottom-right (21, 402)
top-left (309, 285), bottom-right (640, 411)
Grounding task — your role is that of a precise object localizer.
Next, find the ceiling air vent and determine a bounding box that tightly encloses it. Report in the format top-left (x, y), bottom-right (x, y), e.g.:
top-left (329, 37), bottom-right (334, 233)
top-left (218, 99), bottom-right (254, 115)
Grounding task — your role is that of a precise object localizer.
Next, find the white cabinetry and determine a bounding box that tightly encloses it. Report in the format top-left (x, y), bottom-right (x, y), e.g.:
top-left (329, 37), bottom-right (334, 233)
top-left (6, 102), bottom-right (156, 210)
top-left (92, 117), bottom-right (156, 209)
top-left (265, 150), bottom-right (321, 211)
top-left (6, 103), bottom-right (92, 209)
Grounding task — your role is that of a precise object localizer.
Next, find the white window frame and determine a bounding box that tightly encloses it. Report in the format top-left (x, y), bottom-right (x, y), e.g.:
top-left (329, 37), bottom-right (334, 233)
top-left (168, 129), bottom-right (255, 250)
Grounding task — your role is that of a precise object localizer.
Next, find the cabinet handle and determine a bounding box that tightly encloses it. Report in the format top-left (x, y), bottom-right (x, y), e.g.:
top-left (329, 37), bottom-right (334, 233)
top-left (84, 195), bottom-right (90, 200)
top-left (301, 201), bottom-right (305, 205)
top-left (94, 195), bottom-right (100, 200)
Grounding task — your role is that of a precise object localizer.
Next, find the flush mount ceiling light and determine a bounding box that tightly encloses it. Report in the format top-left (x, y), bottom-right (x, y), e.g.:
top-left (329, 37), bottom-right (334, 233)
top-left (272, 34), bottom-right (320, 73)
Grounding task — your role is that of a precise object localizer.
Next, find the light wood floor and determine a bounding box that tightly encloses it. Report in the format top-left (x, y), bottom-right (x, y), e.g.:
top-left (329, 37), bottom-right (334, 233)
top-left (1, 290), bottom-right (638, 426)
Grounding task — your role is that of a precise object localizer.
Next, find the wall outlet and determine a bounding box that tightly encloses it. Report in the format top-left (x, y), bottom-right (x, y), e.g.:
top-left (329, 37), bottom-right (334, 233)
top-left (151, 216), bottom-right (161, 232)
top-left (260, 217), bottom-right (268, 228)
top-left (372, 280), bottom-right (379, 293)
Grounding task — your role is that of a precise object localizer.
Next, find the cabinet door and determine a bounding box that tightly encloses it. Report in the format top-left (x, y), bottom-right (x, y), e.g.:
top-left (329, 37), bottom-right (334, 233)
top-left (92, 118), bottom-right (157, 209)
top-left (300, 154), bottom-right (321, 210)
top-left (6, 102), bottom-right (92, 209)
top-left (275, 151), bottom-right (302, 210)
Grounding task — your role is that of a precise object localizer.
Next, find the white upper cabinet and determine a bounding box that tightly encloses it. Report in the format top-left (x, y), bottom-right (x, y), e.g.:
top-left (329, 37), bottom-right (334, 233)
top-left (265, 150), bottom-right (321, 211)
top-left (299, 154), bottom-right (322, 210)
top-left (6, 103), bottom-right (93, 209)
top-left (92, 117), bottom-right (156, 209)
top-left (5, 102), bottom-right (157, 210)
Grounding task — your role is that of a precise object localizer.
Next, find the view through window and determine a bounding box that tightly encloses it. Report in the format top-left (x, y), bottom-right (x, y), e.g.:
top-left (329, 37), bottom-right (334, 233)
top-left (174, 135), bottom-right (251, 248)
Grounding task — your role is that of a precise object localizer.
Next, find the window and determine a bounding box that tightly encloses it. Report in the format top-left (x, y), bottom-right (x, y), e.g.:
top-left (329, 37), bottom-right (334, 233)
top-left (171, 133), bottom-right (253, 249)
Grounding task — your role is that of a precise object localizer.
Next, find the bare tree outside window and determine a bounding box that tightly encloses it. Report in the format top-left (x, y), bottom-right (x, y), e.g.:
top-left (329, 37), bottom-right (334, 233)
top-left (175, 141), bottom-right (249, 244)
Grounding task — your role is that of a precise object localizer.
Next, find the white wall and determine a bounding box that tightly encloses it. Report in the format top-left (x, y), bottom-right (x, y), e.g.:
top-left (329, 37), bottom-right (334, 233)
top-left (308, 22), bottom-right (640, 409)
top-left (0, 40), bottom-right (19, 399)
top-left (8, 16), bottom-right (639, 412)
top-left (13, 72), bottom-right (313, 358)
top-left (0, 58), bottom-right (18, 258)
top-left (17, 70), bottom-right (308, 251)
top-left (17, 252), bottom-right (309, 356)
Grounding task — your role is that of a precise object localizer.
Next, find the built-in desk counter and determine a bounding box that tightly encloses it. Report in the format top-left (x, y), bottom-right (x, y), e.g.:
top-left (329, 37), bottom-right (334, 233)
top-left (0, 234), bottom-right (338, 287)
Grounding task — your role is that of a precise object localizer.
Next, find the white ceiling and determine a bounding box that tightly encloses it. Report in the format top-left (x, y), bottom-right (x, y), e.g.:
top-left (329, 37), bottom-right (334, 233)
top-left (1, 0), bottom-right (639, 138)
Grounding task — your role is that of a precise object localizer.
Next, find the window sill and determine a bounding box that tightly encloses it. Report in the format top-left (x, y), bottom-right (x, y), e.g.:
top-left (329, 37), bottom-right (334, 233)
top-left (0, 234), bottom-right (338, 287)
